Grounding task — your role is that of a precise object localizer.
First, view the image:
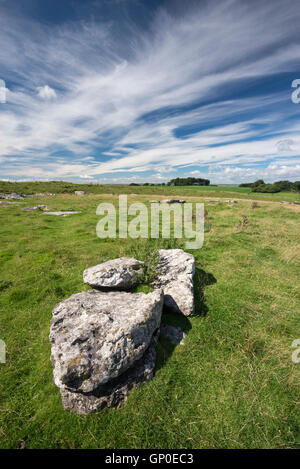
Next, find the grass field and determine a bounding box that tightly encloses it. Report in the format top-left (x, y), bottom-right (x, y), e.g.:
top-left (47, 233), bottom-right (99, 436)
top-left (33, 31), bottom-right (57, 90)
top-left (0, 186), bottom-right (299, 448)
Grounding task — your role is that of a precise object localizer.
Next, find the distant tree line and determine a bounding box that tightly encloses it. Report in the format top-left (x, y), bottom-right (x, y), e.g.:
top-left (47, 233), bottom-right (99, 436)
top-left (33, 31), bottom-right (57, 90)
top-left (129, 182), bottom-right (165, 186)
top-left (129, 177), bottom-right (210, 187)
top-left (166, 177), bottom-right (210, 186)
top-left (239, 179), bottom-right (300, 193)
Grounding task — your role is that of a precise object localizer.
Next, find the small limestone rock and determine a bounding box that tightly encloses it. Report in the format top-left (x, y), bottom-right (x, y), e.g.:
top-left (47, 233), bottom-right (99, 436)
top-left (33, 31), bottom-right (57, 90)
top-left (153, 249), bottom-right (195, 316)
top-left (22, 205), bottom-right (49, 211)
top-left (0, 192), bottom-right (26, 200)
top-left (34, 192), bottom-right (56, 197)
top-left (50, 289), bottom-right (164, 414)
top-left (160, 324), bottom-right (186, 345)
top-left (161, 199), bottom-right (186, 204)
top-left (83, 257), bottom-right (144, 290)
top-left (75, 191), bottom-right (85, 195)
top-left (43, 211), bottom-right (81, 216)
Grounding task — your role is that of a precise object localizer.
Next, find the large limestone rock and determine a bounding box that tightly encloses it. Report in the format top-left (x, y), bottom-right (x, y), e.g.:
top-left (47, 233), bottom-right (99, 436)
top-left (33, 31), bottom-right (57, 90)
top-left (153, 249), bottom-right (195, 316)
top-left (83, 257), bottom-right (144, 290)
top-left (60, 329), bottom-right (160, 414)
top-left (50, 289), bottom-right (163, 413)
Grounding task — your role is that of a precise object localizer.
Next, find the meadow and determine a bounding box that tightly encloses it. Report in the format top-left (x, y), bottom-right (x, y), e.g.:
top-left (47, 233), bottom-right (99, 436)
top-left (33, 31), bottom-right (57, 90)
top-left (0, 184), bottom-right (299, 448)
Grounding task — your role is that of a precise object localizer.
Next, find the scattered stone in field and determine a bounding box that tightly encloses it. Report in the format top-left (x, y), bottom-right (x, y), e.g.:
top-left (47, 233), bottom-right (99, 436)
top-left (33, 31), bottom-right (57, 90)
top-left (130, 193), bottom-right (138, 196)
top-left (0, 192), bottom-right (26, 200)
top-left (224, 200), bottom-right (238, 203)
top-left (161, 199), bottom-right (186, 204)
top-left (153, 249), bottom-right (195, 316)
top-left (22, 205), bottom-right (49, 211)
top-left (74, 191), bottom-right (85, 195)
top-left (43, 211), bottom-right (81, 216)
top-left (0, 200), bottom-right (23, 205)
top-left (34, 192), bottom-right (56, 197)
top-left (293, 201), bottom-right (300, 205)
top-left (83, 257), bottom-right (144, 290)
top-left (160, 323), bottom-right (186, 345)
top-left (50, 289), bottom-right (163, 414)
top-left (280, 201), bottom-right (290, 204)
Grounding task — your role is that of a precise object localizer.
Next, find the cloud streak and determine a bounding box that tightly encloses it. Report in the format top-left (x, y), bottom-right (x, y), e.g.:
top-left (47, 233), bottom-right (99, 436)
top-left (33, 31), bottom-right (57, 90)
top-left (0, 0), bottom-right (299, 183)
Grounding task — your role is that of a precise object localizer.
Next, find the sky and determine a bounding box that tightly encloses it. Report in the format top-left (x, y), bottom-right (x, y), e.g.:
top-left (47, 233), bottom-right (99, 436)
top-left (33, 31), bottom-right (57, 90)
top-left (0, 0), bottom-right (300, 184)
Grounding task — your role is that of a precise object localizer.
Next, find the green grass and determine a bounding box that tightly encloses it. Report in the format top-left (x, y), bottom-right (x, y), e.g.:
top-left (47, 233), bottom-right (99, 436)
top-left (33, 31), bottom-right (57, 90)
top-left (0, 191), bottom-right (299, 448)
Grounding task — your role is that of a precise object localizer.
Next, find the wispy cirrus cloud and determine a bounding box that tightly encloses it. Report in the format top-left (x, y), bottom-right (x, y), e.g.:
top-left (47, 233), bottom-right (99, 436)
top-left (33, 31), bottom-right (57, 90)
top-left (0, 0), bottom-right (299, 183)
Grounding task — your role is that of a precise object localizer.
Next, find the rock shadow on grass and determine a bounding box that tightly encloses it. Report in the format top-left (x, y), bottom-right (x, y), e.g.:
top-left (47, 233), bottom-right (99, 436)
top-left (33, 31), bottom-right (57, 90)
top-left (193, 267), bottom-right (216, 317)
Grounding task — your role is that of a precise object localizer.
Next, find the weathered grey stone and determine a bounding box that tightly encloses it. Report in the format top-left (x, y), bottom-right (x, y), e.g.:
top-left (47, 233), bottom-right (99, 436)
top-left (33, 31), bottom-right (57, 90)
top-left (74, 191), bottom-right (85, 195)
top-left (34, 192), bottom-right (56, 197)
top-left (160, 323), bottom-right (186, 345)
top-left (43, 211), bottom-right (81, 216)
top-left (153, 249), bottom-right (195, 316)
top-left (60, 329), bottom-right (160, 414)
top-left (0, 192), bottom-right (26, 200)
top-left (224, 200), bottom-right (238, 204)
top-left (50, 289), bottom-right (163, 398)
top-left (22, 205), bottom-right (49, 211)
top-left (0, 200), bottom-right (23, 205)
top-left (83, 257), bottom-right (144, 290)
top-left (161, 199), bottom-right (186, 204)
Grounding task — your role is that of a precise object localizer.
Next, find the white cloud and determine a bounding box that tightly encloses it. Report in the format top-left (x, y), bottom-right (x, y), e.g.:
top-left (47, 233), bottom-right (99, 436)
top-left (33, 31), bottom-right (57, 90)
top-left (37, 85), bottom-right (57, 100)
top-left (0, 0), bottom-right (299, 182)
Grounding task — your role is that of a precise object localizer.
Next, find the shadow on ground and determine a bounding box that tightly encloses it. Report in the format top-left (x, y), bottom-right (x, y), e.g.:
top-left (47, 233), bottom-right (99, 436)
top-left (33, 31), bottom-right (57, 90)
top-left (194, 267), bottom-right (216, 317)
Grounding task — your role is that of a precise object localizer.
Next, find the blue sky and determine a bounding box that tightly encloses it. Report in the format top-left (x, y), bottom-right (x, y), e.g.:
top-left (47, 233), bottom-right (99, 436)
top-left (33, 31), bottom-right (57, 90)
top-left (0, 0), bottom-right (300, 184)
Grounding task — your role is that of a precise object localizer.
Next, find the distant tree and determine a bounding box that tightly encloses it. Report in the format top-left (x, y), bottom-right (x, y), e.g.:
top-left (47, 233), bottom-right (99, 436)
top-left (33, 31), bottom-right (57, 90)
top-left (252, 184), bottom-right (281, 193)
top-left (252, 179), bottom-right (265, 187)
top-left (273, 180), bottom-right (294, 191)
top-left (167, 177), bottom-right (210, 186)
top-left (293, 181), bottom-right (300, 192)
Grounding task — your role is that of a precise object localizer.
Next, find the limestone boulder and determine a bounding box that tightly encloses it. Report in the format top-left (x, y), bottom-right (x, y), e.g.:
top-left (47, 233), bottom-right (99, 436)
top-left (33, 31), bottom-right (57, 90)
top-left (60, 328), bottom-right (160, 414)
top-left (153, 249), bottom-right (195, 316)
top-left (49, 289), bottom-right (164, 395)
top-left (83, 257), bottom-right (144, 290)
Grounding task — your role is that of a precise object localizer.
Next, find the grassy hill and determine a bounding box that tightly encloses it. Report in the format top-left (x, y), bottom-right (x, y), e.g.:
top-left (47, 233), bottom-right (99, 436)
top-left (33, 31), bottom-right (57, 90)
top-left (0, 180), bottom-right (299, 202)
